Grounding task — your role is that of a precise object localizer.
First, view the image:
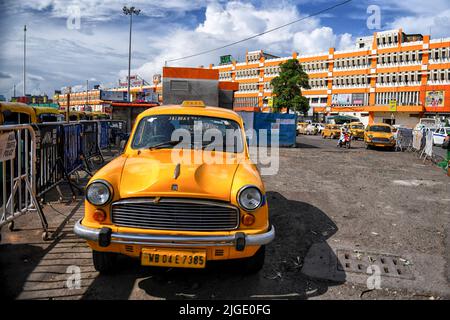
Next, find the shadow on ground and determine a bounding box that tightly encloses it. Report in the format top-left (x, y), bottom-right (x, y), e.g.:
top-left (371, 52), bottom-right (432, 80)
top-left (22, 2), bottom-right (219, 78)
top-left (81, 192), bottom-right (345, 300)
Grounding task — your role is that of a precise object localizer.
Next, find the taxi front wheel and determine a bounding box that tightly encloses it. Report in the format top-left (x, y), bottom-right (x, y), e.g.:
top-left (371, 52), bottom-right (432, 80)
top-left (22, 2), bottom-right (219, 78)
top-left (92, 250), bottom-right (118, 274)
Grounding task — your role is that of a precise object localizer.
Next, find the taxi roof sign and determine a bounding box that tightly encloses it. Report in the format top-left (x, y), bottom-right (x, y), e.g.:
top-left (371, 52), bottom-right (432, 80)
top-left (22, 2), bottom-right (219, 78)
top-left (181, 100), bottom-right (205, 107)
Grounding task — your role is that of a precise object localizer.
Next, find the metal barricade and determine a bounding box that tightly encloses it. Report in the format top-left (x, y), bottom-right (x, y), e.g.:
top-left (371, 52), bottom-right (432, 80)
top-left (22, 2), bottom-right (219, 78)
top-left (98, 121), bottom-right (110, 149)
top-left (33, 123), bottom-right (64, 198)
top-left (63, 123), bottom-right (83, 175)
top-left (97, 120), bottom-right (127, 150)
top-left (395, 128), bottom-right (413, 151)
top-left (0, 124), bottom-right (50, 241)
top-left (80, 121), bottom-right (101, 161)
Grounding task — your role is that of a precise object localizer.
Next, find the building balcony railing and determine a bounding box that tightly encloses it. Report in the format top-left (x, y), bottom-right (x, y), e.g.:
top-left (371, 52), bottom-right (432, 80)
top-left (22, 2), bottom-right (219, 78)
top-left (376, 61), bottom-right (422, 68)
top-left (304, 68), bottom-right (328, 74)
top-left (236, 89), bottom-right (259, 94)
top-left (264, 73), bottom-right (279, 78)
top-left (332, 84), bottom-right (369, 89)
top-left (375, 81), bottom-right (421, 87)
top-left (427, 80), bottom-right (450, 85)
top-left (332, 65), bottom-right (370, 71)
top-left (235, 75), bottom-right (259, 80)
top-left (377, 43), bottom-right (399, 49)
top-left (429, 58), bottom-right (450, 64)
top-left (305, 86), bottom-right (328, 90)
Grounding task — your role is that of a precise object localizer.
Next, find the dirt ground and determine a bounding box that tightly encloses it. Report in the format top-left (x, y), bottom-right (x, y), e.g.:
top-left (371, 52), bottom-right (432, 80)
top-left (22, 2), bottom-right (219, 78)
top-left (1, 136), bottom-right (449, 300)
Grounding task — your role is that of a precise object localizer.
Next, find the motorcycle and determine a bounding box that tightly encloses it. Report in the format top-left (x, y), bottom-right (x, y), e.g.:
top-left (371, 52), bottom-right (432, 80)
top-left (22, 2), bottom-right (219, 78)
top-left (338, 132), bottom-right (351, 149)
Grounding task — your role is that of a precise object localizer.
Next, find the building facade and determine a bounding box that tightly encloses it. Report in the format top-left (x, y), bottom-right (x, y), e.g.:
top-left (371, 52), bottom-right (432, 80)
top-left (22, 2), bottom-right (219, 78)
top-left (211, 29), bottom-right (450, 127)
top-left (54, 75), bottom-right (162, 112)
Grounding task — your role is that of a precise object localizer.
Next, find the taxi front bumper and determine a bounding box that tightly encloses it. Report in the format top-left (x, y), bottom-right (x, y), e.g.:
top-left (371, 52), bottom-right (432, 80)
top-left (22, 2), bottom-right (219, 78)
top-left (74, 219), bottom-right (275, 251)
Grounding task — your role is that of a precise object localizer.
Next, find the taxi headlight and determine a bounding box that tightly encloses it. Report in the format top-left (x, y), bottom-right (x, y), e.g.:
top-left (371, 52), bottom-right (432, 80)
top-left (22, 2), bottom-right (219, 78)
top-left (86, 181), bottom-right (112, 206)
top-left (237, 186), bottom-right (263, 211)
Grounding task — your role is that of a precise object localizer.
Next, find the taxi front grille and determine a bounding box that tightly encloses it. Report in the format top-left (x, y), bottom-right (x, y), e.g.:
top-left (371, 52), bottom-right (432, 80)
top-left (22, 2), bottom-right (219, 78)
top-left (371, 138), bottom-right (390, 143)
top-left (111, 198), bottom-right (239, 231)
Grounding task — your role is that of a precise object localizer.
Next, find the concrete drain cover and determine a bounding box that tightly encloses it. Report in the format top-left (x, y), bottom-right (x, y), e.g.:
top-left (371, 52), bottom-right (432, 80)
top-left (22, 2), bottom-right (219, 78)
top-left (337, 249), bottom-right (415, 280)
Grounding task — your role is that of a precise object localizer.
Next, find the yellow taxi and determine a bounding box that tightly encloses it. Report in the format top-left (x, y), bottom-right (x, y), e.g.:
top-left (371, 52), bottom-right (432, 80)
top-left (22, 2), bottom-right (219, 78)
top-left (74, 101), bottom-right (274, 274)
top-left (348, 122), bottom-right (365, 140)
top-left (364, 123), bottom-right (396, 150)
top-left (297, 122), bottom-right (308, 135)
top-left (322, 124), bottom-right (341, 139)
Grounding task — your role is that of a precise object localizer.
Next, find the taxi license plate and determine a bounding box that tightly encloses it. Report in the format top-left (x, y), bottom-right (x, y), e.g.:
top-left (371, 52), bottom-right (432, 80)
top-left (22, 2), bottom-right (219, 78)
top-left (141, 249), bottom-right (206, 268)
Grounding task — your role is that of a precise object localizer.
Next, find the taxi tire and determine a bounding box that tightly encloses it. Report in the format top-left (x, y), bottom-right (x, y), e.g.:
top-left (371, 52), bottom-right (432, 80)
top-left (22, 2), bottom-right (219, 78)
top-left (241, 245), bottom-right (266, 274)
top-left (92, 250), bottom-right (117, 274)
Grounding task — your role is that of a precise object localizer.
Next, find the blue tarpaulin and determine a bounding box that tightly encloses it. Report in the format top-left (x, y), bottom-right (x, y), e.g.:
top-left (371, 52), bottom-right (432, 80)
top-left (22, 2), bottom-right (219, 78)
top-left (237, 111), bottom-right (297, 147)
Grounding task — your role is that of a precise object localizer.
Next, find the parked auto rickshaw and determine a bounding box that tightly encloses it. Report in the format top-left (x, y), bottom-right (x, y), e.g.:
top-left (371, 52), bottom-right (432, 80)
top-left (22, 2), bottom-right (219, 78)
top-left (33, 107), bottom-right (65, 123)
top-left (322, 124), bottom-right (341, 139)
top-left (348, 122), bottom-right (365, 140)
top-left (0, 102), bottom-right (37, 125)
top-left (59, 110), bottom-right (89, 122)
top-left (90, 112), bottom-right (111, 120)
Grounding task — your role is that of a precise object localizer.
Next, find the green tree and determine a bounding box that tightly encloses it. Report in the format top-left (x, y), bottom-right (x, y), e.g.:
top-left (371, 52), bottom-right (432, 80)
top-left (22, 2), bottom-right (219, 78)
top-left (270, 59), bottom-right (310, 114)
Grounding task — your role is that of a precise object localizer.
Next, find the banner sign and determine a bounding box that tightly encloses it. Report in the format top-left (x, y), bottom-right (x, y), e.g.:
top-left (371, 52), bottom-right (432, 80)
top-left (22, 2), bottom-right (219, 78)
top-left (425, 91), bottom-right (444, 107)
top-left (389, 99), bottom-right (397, 111)
top-left (119, 75), bottom-right (144, 87)
top-left (0, 132), bottom-right (17, 161)
top-left (100, 90), bottom-right (127, 102)
top-left (332, 94), bottom-right (365, 106)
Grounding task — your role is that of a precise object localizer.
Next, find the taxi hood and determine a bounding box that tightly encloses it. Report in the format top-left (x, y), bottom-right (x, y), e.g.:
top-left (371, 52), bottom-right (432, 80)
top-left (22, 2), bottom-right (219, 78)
top-left (118, 150), bottom-right (242, 202)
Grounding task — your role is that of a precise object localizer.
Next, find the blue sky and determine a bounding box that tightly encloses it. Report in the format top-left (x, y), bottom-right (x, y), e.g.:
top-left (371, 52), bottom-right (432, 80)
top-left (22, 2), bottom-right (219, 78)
top-left (0, 0), bottom-right (449, 99)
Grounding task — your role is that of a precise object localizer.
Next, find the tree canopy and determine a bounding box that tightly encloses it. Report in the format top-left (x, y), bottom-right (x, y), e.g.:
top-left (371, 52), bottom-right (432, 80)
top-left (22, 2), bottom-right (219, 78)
top-left (270, 59), bottom-right (310, 114)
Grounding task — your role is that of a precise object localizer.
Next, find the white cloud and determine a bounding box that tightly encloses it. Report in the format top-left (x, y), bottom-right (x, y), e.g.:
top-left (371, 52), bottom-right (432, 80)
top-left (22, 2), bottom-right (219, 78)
top-left (293, 27), bottom-right (336, 54)
top-left (387, 9), bottom-right (450, 38)
top-left (16, 0), bottom-right (208, 20)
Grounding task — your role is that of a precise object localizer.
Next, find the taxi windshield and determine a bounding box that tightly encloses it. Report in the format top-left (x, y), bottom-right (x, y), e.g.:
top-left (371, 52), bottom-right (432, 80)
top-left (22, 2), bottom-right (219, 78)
top-left (369, 125), bottom-right (391, 133)
top-left (131, 115), bottom-right (244, 153)
top-left (351, 124), bottom-right (364, 129)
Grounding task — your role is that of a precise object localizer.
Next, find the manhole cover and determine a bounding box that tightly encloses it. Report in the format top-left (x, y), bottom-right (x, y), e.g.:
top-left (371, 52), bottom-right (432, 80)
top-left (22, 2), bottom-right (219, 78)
top-left (337, 249), bottom-right (414, 280)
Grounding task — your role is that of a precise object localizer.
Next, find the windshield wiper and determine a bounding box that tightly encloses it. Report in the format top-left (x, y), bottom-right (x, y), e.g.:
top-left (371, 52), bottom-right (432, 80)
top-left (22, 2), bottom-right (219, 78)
top-left (147, 140), bottom-right (180, 150)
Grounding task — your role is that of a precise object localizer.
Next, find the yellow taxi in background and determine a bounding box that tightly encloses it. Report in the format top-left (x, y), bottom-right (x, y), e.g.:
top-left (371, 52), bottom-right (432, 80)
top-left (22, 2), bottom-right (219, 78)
top-left (348, 122), bottom-right (365, 140)
top-left (74, 101), bottom-right (274, 274)
top-left (297, 122), bottom-right (308, 135)
top-left (322, 124), bottom-right (341, 139)
top-left (364, 123), bottom-right (396, 150)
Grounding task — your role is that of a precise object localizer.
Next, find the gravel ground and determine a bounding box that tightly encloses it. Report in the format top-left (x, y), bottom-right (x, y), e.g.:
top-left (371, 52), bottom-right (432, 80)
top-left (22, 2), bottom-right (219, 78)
top-left (0, 138), bottom-right (449, 300)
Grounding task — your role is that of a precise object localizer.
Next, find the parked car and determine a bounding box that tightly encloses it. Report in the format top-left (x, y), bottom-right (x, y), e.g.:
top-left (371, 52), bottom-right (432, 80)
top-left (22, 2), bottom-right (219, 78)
top-left (297, 122), bottom-right (308, 135)
top-left (348, 122), bottom-right (365, 140)
top-left (322, 124), bottom-right (341, 139)
top-left (433, 127), bottom-right (450, 146)
top-left (305, 123), bottom-right (317, 135)
top-left (414, 118), bottom-right (440, 131)
top-left (74, 100), bottom-right (275, 274)
top-left (314, 123), bottom-right (326, 133)
top-left (364, 123), bottom-right (396, 150)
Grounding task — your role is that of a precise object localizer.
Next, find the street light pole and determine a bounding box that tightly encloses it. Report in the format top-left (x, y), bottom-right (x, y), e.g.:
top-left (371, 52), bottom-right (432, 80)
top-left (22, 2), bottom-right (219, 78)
top-left (23, 25), bottom-right (27, 96)
top-left (123, 6), bottom-right (140, 103)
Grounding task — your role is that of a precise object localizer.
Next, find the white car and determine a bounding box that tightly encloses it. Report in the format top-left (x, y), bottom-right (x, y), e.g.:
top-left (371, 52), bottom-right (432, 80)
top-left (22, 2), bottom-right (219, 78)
top-left (312, 123), bottom-right (325, 133)
top-left (433, 127), bottom-right (450, 145)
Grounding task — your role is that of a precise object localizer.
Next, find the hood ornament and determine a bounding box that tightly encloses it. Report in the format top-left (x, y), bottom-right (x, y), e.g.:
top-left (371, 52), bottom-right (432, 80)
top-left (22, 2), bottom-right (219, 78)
top-left (173, 163), bottom-right (181, 180)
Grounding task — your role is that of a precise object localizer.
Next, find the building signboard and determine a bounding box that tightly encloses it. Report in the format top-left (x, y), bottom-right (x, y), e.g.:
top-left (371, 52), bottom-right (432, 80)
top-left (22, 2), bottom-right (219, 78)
top-left (100, 90), bottom-right (127, 102)
top-left (425, 91), bottom-right (444, 107)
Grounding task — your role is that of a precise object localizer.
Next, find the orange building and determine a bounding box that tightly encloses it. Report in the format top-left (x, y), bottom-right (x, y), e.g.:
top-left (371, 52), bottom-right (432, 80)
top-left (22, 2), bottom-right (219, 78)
top-left (54, 75), bottom-right (163, 112)
top-left (211, 29), bottom-right (450, 127)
